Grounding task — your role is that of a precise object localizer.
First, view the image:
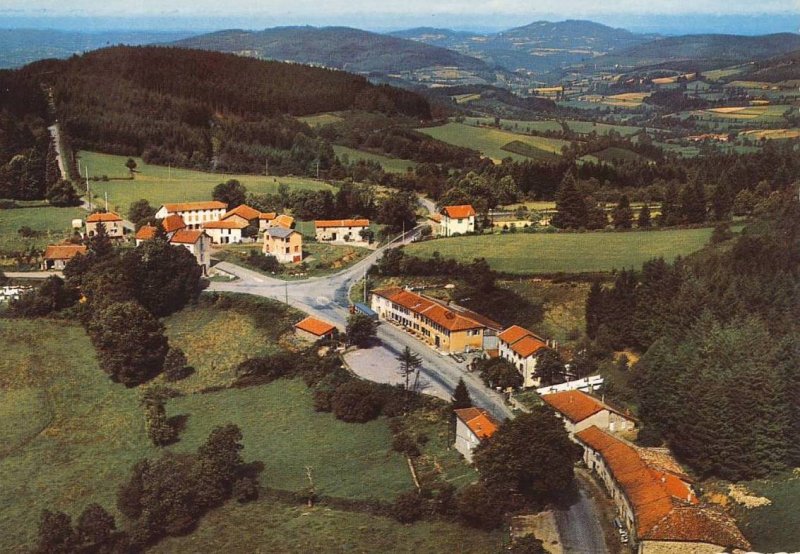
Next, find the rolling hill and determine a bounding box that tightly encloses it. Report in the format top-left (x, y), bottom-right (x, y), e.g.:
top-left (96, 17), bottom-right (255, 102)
top-left (391, 20), bottom-right (654, 73)
top-left (598, 33), bottom-right (800, 70)
top-left (171, 26), bottom-right (494, 75)
top-left (733, 49), bottom-right (800, 82)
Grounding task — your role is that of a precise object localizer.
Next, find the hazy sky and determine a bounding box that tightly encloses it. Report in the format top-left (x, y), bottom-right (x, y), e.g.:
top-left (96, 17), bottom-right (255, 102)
top-left (1, 0), bottom-right (798, 33)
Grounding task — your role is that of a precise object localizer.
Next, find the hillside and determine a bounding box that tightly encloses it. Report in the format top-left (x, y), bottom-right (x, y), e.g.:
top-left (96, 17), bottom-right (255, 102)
top-left (734, 49), bottom-right (800, 82)
top-left (392, 20), bottom-right (653, 73)
top-left (171, 26), bottom-right (493, 74)
top-left (598, 33), bottom-right (800, 70)
top-left (5, 46), bottom-right (431, 176)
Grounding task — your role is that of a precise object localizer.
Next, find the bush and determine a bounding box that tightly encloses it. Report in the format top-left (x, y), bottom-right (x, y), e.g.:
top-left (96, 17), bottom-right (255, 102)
top-left (331, 379), bottom-right (385, 423)
top-left (391, 432), bottom-right (420, 457)
top-left (232, 477), bottom-right (260, 503)
top-left (163, 347), bottom-right (190, 381)
top-left (391, 491), bottom-right (423, 523)
top-left (456, 483), bottom-right (506, 530)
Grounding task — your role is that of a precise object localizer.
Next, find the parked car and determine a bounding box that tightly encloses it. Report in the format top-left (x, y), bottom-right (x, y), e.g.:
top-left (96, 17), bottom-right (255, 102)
top-left (620, 531), bottom-right (629, 544)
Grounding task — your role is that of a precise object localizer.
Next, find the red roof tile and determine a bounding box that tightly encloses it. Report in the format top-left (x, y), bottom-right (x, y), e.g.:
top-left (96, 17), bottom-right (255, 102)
top-left (643, 505), bottom-right (750, 549)
top-left (442, 204), bottom-right (476, 218)
top-left (169, 229), bottom-right (205, 244)
top-left (498, 325), bottom-right (535, 344)
top-left (315, 219), bottom-right (370, 229)
top-left (162, 201), bottom-right (227, 212)
top-left (294, 316), bottom-right (336, 337)
top-left (223, 204), bottom-right (261, 221)
top-left (161, 214), bottom-right (186, 233)
top-left (203, 219), bottom-right (249, 229)
top-left (86, 211), bottom-right (122, 223)
top-left (43, 244), bottom-right (87, 260)
top-left (542, 390), bottom-right (607, 423)
top-left (259, 212), bottom-right (277, 221)
top-left (510, 335), bottom-right (548, 358)
top-left (373, 287), bottom-right (501, 332)
top-left (273, 214), bottom-right (294, 229)
top-left (135, 225), bottom-right (157, 241)
top-left (454, 407), bottom-right (500, 440)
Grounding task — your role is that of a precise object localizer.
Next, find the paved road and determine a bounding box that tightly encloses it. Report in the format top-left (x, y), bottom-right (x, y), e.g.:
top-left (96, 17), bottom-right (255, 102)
top-left (3, 271), bottom-right (62, 280)
top-left (555, 472), bottom-right (610, 554)
top-left (207, 230), bottom-right (512, 421)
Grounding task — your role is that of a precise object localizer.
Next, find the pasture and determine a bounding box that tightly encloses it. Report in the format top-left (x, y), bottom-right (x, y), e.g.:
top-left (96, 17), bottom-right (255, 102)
top-left (580, 92), bottom-right (651, 108)
top-left (404, 227), bottom-right (723, 274)
top-left (417, 122), bottom-right (570, 162)
top-left (0, 202), bottom-right (85, 257)
top-left (580, 147), bottom-right (650, 164)
top-left (76, 151), bottom-right (333, 216)
top-left (741, 128), bottom-right (800, 140)
top-left (466, 117), bottom-right (641, 137)
top-left (297, 112), bottom-right (344, 127)
top-left (333, 145), bottom-right (417, 173)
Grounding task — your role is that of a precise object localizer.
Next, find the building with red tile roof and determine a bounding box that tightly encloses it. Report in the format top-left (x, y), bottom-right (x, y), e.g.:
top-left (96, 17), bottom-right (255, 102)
top-left (314, 219), bottom-right (372, 246)
top-left (497, 324), bottom-right (549, 388)
top-left (86, 211), bottom-right (124, 238)
top-left (453, 407), bottom-right (501, 463)
top-left (222, 204), bottom-right (262, 222)
top-left (576, 426), bottom-right (749, 552)
top-left (161, 214), bottom-right (186, 234)
top-left (168, 230), bottom-right (210, 274)
top-left (155, 201), bottom-right (227, 229)
top-left (542, 390), bottom-right (635, 436)
top-left (271, 214), bottom-right (295, 229)
top-left (41, 244), bottom-right (87, 270)
top-left (135, 225), bottom-right (157, 244)
top-left (203, 218), bottom-right (249, 244)
top-left (371, 287), bottom-right (501, 355)
top-left (294, 316), bottom-right (337, 341)
top-left (439, 204), bottom-right (476, 237)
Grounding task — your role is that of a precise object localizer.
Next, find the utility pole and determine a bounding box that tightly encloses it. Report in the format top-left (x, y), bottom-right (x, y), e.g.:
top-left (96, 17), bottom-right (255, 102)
top-left (104, 191), bottom-right (108, 212)
top-left (316, 159), bottom-right (320, 179)
top-left (285, 281), bottom-right (288, 304)
top-left (363, 266), bottom-right (367, 304)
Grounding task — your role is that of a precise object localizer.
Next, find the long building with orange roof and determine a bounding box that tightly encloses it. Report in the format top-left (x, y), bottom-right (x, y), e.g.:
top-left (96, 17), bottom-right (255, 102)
top-left (576, 426), bottom-right (750, 553)
top-left (155, 201), bottom-right (227, 229)
top-left (370, 287), bottom-right (501, 354)
top-left (542, 389), bottom-right (635, 436)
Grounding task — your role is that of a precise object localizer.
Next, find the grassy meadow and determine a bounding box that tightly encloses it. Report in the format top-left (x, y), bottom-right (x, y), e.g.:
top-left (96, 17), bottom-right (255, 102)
top-left (417, 122), bottom-right (570, 162)
top-left (77, 151), bottom-right (333, 217)
top-left (0, 202), bottom-right (85, 259)
top-left (405, 227), bottom-right (722, 274)
top-left (466, 117), bottom-right (642, 137)
top-left (333, 145), bottom-right (417, 174)
top-left (297, 112), bottom-right (345, 127)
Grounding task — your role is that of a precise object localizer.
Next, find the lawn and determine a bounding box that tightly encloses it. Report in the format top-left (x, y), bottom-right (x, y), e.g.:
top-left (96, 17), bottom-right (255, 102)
top-left (166, 379), bottom-right (413, 502)
top-left (417, 122), bottom-right (571, 163)
top-left (734, 471), bottom-right (800, 552)
top-left (0, 202), bottom-right (86, 259)
top-left (76, 151), bottom-right (333, 217)
top-left (151, 498), bottom-right (503, 553)
top-left (333, 145), bottom-right (417, 174)
top-left (404, 227), bottom-right (721, 274)
top-left (0, 319), bottom-right (157, 552)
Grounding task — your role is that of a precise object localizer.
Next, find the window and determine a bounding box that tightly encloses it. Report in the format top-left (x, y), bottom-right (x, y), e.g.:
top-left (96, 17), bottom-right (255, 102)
top-left (294, 245), bottom-right (299, 252)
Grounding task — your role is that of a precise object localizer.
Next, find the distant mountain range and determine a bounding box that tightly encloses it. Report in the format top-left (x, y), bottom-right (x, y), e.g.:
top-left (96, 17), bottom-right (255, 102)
top-left (391, 20), bottom-right (656, 72)
top-left (0, 29), bottom-right (194, 69)
top-left (171, 26), bottom-right (495, 75)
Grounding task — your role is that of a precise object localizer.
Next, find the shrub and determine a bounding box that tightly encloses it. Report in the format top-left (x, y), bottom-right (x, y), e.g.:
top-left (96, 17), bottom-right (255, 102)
top-left (391, 491), bottom-right (423, 523)
top-left (163, 347), bottom-right (190, 381)
top-left (232, 477), bottom-right (260, 503)
top-left (331, 379), bottom-right (385, 423)
top-left (456, 483), bottom-right (506, 530)
top-left (391, 432), bottom-right (420, 457)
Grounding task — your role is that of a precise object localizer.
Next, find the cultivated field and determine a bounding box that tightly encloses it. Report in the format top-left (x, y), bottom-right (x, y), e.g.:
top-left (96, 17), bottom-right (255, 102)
top-left (405, 227), bottom-right (722, 274)
top-left (77, 151), bottom-right (333, 216)
top-left (466, 117), bottom-right (642, 137)
top-left (741, 128), bottom-right (800, 140)
top-left (333, 145), bottom-right (417, 173)
top-left (580, 92), bottom-right (651, 108)
top-left (0, 202), bottom-right (85, 257)
top-left (297, 112), bottom-right (345, 127)
top-left (417, 122), bottom-right (570, 162)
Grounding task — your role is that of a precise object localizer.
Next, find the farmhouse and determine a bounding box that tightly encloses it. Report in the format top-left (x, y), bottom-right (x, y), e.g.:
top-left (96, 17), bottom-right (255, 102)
top-left (453, 407), bottom-right (499, 463)
top-left (439, 204), bottom-right (475, 237)
top-left (370, 287), bottom-right (501, 354)
top-left (314, 219), bottom-right (371, 245)
top-left (134, 214), bottom-right (187, 245)
top-left (263, 227), bottom-right (303, 263)
top-left (258, 212), bottom-right (277, 231)
top-left (576, 426), bottom-right (750, 553)
top-left (221, 204), bottom-right (262, 226)
top-left (41, 244), bottom-right (87, 270)
top-left (155, 201), bottom-right (227, 229)
top-left (294, 316), bottom-right (337, 341)
top-left (86, 212), bottom-right (124, 238)
top-left (497, 325), bottom-right (549, 388)
top-left (203, 219), bottom-right (249, 244)
top-left (542, 390), bottom-right (635, 437)
top-left (168, 229), bottom-right (211, 275)
top-left (271, 214), bottom-right (295, 230)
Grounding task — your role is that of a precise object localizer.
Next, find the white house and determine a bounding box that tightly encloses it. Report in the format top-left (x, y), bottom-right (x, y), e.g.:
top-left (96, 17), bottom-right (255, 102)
top-left (497, 325), bottom-right (549, 388)
top-left (541, 390), bottom-right (636, 437)
top-left (155, 201), bottom-right (227, 229)
top-left (439, 204), bottom-right (476, 237)
top-left (168, 229), bottom-right (211, 275)
top-left (202, 219), bottom-right (249, 244)
top-left (86, 212), bottom-right (124, 238)
top-left (314, 219), bottom-right (371, 245)
top-left (453, 407), bottom-right (500, 463)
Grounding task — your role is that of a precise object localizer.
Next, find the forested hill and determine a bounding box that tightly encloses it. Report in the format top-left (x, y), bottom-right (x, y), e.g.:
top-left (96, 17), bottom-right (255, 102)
top-left (8, 46), bottom-right (431, 174)
top-left (735, 49), bottom-right (800, 82)
top-left (171, 26), bottom-right (493, 74)
top-left (598, 33), bottom-right (800, 69)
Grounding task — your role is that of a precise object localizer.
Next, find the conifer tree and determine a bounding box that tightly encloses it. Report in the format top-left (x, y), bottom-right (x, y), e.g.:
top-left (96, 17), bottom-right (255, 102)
top-left (452, 378), bottom-right (472, 409)
top-left (637, 204), bottom-right (652, 228)
top-left (552, 172), bottom-right (587, 229)
top-left (612, 194), bottom-right (633, 229)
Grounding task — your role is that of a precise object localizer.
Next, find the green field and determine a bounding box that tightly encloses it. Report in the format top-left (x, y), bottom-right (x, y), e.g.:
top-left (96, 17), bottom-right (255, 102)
top-left (297, 112), bottom-right (344, 127)
top-left (736, 472), bottom-right (800, 551)
top-left (77, 151), bottom-right (333, 216)
top-left (417, 122), bottom-right (571, 162)
top-left (0, 314), bottom-right (440, 550)
top-left (580, 147), bottom-right (650, 165)
top-left (333, 145), bottom-right (417, 174)
top-left (0, 203), bottom-right (85, 258)
top-left (405, 227), bottom-right (722, 274)
top-left (152, 498), bottom-right (503, 553)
